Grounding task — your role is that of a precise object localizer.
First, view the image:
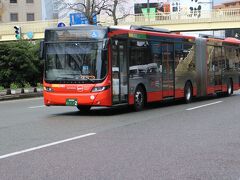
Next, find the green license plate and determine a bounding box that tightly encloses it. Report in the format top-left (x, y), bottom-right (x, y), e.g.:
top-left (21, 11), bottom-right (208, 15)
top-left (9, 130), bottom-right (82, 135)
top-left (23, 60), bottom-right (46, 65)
top-left (66, 99), bottom-right (78, 106)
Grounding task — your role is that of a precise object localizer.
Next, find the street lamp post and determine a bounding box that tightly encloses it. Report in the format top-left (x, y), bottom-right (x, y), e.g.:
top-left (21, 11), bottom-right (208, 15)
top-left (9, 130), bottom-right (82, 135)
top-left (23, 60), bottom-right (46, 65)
top-left (212, 0), bottom-right (214, 37)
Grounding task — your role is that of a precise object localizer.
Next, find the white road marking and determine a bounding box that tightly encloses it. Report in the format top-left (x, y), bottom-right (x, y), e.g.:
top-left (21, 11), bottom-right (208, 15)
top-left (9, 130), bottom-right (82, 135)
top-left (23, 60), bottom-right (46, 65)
top-left (186, 101), bottom-right (223, 111)
top-left (0, 133), bottom-right (96, 160)
top-left (28, 105), bottom-right (45, 109)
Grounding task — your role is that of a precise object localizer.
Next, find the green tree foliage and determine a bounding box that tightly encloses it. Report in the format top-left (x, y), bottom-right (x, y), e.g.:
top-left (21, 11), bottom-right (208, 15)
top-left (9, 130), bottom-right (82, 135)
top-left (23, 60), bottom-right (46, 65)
top-left (0, 41), bottom-right (43, 88)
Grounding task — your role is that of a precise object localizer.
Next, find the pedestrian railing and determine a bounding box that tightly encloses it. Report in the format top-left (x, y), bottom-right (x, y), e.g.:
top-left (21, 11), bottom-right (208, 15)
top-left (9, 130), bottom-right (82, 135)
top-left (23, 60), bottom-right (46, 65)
top-left (0, 8), bottom-right (240, 41)
top-left (113, 8), bottom-right (240, 26)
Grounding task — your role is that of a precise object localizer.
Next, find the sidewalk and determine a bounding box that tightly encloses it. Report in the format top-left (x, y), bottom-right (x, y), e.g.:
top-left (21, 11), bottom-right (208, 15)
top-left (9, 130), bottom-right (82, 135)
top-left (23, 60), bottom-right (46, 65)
top-left (0, 92), bottom-right (43, 101)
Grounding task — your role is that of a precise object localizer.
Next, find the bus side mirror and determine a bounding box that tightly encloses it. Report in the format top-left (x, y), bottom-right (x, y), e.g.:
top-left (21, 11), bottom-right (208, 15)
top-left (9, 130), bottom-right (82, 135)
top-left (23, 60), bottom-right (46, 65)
top-left (39, 40), bottom-right (45, 60)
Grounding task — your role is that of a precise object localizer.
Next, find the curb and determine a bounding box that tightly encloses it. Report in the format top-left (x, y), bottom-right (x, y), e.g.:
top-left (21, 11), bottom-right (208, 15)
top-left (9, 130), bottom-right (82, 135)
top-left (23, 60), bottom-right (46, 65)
top-left (0, 92), bottom-right (43, 101)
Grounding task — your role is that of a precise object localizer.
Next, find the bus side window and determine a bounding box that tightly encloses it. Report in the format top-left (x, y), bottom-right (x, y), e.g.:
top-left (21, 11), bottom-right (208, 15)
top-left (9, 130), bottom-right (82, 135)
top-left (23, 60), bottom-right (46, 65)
top-left (158, 65), bottom-right (162, 73)
top-left (112, 69), bottom-right (119, 79)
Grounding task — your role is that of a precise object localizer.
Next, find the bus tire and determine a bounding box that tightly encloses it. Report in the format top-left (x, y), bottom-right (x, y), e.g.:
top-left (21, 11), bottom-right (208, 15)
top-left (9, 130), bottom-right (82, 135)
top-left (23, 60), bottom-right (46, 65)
top-left (77, 105), bottom-right (91, 112)
top-left (226, 79), bottom-right (233, 96)
top-left (134, 86), bottom-right (145, 111)
top-left (184, 82), bottom-right (193, 104)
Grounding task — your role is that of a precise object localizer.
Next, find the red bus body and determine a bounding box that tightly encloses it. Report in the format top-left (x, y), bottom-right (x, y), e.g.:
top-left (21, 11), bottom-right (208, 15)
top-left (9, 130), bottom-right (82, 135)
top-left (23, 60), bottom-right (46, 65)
top-left (42, 26), bottom-right (240, 111)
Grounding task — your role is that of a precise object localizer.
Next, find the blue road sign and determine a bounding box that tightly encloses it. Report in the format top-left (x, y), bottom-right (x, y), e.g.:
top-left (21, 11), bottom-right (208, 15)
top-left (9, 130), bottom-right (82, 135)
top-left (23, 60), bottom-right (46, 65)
top-left (26, 32), bottom-right (34, 39)
top-left (70, 13), bottom-right (97, 26)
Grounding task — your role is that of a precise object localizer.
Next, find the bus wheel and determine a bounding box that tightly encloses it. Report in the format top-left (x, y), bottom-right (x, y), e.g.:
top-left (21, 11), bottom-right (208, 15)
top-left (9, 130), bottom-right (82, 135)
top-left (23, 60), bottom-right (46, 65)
top-left (226, 79), bottom-right (233, 96)
top-left (134, 86), bottom-right (145, 111)
top-left (184, 82), bottom-right (193, 104)
top-left (77, 105), bottom-right (91, 112)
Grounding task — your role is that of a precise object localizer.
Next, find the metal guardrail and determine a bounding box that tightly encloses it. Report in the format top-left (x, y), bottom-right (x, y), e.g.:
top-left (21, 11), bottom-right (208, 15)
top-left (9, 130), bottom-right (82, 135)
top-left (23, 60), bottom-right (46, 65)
top-left (0, 8), bottom-right (240, 41)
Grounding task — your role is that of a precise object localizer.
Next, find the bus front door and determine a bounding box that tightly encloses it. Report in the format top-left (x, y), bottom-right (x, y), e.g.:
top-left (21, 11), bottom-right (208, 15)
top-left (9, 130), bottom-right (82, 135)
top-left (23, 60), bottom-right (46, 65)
top-left (162, 43), bottom-right (175, 98)
top-left (111, 39), bottom-right (128, 105)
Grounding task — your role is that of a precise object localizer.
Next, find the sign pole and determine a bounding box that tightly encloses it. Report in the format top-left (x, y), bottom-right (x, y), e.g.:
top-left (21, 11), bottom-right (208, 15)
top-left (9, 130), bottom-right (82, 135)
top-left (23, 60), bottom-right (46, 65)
top-left (147, 0), bottom-right (150, 22)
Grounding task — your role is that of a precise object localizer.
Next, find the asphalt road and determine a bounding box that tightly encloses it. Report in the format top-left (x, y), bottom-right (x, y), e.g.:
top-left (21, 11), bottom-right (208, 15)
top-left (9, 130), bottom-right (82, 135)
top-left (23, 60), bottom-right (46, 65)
top-left (0, 92), bottom-right (240, 180)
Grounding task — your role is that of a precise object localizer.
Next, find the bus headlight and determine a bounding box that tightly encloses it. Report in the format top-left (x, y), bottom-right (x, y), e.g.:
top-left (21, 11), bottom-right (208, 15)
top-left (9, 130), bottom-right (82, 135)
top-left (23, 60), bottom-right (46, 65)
top-left (91, 86), bottom-right (110, 92)
top-left (44, 86), bottom-right (54, 92)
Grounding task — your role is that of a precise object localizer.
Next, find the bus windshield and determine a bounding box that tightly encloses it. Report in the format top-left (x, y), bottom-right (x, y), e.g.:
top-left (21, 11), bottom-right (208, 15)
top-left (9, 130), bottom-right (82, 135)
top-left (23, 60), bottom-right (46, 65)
top-left (45, 41), bottom-right (107, 83)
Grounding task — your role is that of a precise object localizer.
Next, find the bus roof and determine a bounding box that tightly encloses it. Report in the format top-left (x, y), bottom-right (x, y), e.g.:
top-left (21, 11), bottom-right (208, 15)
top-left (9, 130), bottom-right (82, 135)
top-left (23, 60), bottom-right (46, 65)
top-left (45, 25), bottom-right (108, 32)
top-left (223, 37), bottom-right (240, 44)
top-left (207, 37), bottom-right (240, 45)
top-left (109, 27), bottom-right (196, 40)
top-left (44, 25), bottom-right (240, 45)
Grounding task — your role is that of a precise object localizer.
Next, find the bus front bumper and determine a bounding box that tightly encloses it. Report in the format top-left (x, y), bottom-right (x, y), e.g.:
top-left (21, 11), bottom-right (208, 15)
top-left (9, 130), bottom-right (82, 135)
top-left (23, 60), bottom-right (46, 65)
top-left (44, 89), bottom-right (112, 107)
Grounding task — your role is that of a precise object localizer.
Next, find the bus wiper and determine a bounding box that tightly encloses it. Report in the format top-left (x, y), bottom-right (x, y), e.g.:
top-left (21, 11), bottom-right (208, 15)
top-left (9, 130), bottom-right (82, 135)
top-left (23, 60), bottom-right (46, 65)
top-left (56, 73), bottom-right (81, 80)
top-left (56, 77), bottom-right (75, 80)
top-left (64, 73), bottom-right (81, 76)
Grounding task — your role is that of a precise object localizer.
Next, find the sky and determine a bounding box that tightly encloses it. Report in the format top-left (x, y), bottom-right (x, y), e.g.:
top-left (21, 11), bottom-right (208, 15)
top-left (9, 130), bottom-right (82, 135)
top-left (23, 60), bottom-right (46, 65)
top-left (214, 0), bottom-right (233, 5)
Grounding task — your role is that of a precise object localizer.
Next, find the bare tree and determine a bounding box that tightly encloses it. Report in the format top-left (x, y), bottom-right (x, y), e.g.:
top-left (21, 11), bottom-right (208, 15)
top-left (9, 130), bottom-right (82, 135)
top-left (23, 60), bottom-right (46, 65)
top-left (104, 0), bottom-right (132, 25)
top-left (62, 0), bottom-right (109, 25)
top-left (58, 0), bottom-right (131, 25)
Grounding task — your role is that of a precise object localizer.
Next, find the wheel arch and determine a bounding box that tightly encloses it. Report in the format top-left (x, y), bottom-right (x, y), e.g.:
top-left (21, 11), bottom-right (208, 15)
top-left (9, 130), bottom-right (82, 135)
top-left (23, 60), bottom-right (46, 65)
top-left (135, 83), bottom-right (147, 103)
top-left (184, 80), bottom-right (193, 103)
top-left (229, 77), bottom-right (233, 94)
top-left (185, 80), bottom-right (193, 92)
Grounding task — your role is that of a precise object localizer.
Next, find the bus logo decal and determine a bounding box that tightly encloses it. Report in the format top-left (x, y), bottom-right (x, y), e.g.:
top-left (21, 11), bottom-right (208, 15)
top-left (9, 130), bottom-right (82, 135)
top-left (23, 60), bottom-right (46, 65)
top-left (91, 31), bottom-right (98, 38)
top-left (77, 85), bottom-right (84, 92)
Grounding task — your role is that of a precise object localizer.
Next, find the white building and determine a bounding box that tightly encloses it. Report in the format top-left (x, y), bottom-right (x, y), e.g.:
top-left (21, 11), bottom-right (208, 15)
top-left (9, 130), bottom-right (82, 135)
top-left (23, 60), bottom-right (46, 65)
top-left (0, 0), bottom-right (42, 23)
top-left (42, 0), bottom-right (55, 19)
top-left (42, 0), bottom-right (84, 20)
top-left (131, 0), bottom-right (213, 15)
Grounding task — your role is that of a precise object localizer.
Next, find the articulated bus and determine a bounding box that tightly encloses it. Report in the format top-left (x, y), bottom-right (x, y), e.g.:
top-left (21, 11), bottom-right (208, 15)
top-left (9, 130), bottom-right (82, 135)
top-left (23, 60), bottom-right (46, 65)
top-left (40, 25), bottom-right (240, 111)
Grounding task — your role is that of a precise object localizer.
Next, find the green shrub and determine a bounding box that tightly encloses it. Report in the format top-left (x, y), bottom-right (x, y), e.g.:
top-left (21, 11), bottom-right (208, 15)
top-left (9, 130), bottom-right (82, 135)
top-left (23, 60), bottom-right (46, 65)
top-left (37, 82), bottom-right (43, 88)
top-left (0, 86), bottom-right (4, 91)
top-left (24, 82), bottom-right (31, 88)
top-left (0, 41), bottom-right (43, 88)
top-left (10, 82), bottom-right (21, 89)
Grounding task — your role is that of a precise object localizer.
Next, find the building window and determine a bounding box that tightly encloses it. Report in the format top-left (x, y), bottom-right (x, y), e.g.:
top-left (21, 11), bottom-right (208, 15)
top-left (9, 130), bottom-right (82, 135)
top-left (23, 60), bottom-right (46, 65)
top-left (10, 13), bottom-right (18, 21)
top-left (27, 13), bottom-right (34, 21)
top-left (10, 0), bottom-right (17, 3)
top-left (26, 0), bottom-right (33, 3)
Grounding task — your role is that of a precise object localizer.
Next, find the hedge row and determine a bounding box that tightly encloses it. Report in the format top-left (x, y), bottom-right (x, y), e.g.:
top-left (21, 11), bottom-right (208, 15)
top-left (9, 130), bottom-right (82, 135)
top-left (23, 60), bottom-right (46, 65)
top-left (0, 40), bottom-right (43, 88)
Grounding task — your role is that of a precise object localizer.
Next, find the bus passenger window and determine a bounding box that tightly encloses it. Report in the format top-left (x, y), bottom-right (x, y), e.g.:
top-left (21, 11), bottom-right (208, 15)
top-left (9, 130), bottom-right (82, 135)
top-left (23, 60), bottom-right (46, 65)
top-left (112, 68), bottom-right (119, 79)
top-left (159, 65), bottom-right (163, 73)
